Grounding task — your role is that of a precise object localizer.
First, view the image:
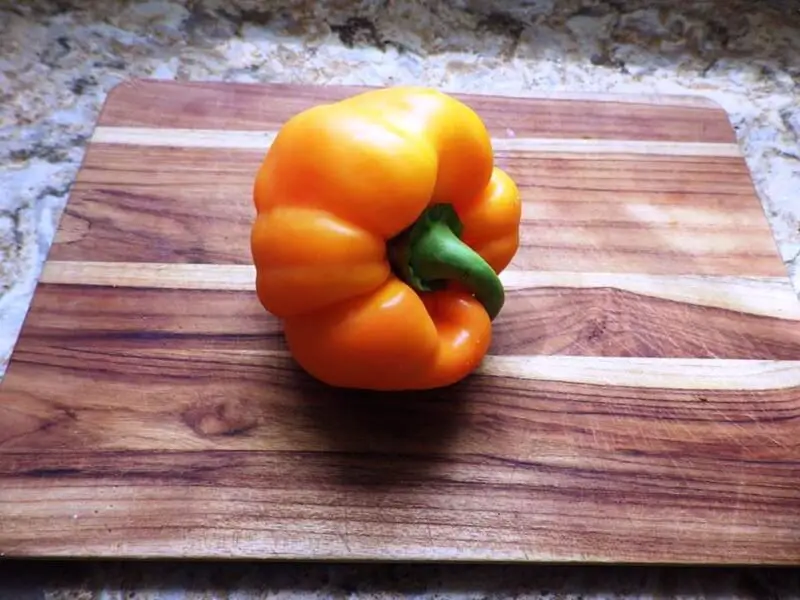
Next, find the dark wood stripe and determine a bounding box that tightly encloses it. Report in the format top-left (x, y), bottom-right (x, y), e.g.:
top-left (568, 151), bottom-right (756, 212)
top-left (13, 284), bottom-right (800, 362)
top-left (50, 146), bottom-right (783, 276)
top-left (97, 80), bottom-right (737, 143)
top-left (1, 448), bottom-right (799, 562)
top-left (68, 145), bottom-right (762, 204)
top-left (495, 286), bottom-right (800, 360)
top-left (2, 341), bottom-right (798, 453)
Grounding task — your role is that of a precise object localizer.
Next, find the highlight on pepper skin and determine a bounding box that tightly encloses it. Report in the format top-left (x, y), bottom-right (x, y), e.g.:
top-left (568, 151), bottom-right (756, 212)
top-left (250, 86), bottom-right (522, 391)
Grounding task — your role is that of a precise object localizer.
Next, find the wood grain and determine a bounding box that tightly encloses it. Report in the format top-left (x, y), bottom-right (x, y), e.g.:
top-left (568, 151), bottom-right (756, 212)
top-left (18, 278), bottom-right (800, 362)
top-left (39, 262), bottom-right (800, 320)
top-left (97, 80), bottom-right (738, 142)
top-left (5, 328), bottom-right (799, 454)
top-left (52, 145), bottom-right (784, 275)
top-left (1, 80), bottom-right (799, 564)
top-left (1, 449), bottom-right (799, 563)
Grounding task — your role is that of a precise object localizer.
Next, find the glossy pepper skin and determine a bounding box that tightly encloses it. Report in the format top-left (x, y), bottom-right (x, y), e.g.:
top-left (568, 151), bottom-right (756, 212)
top-left (251, 86), bottom-right (521, 391)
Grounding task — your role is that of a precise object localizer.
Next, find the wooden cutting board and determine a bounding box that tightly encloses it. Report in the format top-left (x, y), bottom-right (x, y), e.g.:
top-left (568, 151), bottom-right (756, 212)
top-left (2, 80), bottom-right (800, 564)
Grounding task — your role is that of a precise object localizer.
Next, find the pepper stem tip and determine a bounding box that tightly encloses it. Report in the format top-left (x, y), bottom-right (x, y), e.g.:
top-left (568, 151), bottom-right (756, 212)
top-left (387, 203), bottom-right (504, 320)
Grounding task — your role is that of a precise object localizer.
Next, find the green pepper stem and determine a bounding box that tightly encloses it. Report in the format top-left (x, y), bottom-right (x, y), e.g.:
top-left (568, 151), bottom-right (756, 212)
top-left (387, 204), bottom-right (504, 320)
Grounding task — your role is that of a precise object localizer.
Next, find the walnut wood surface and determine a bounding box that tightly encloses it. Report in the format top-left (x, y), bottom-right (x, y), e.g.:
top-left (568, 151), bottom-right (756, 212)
top-left (96, 80), bottom-right (737, 142)
top-left (1, 80), bottom-right (799, 564)
top-left (53, 146), bottom-right (784, 275)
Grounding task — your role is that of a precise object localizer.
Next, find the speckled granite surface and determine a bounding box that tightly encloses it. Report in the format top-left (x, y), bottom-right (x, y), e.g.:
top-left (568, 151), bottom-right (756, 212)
top-left (1, 0), bottom-right (800, 597)
top-left (0, 560), bottom-right (799, 600)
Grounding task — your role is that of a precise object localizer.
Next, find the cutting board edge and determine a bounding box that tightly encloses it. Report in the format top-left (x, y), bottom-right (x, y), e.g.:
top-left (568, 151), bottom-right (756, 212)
top-left (104, 76), bottom-right (735, 114)
top-left (4, 80), bottom-right (798, 567)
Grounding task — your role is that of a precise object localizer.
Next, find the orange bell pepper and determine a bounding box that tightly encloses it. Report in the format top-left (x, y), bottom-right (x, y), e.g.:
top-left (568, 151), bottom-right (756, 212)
top-left (250, 86), bottom-right (521, 391)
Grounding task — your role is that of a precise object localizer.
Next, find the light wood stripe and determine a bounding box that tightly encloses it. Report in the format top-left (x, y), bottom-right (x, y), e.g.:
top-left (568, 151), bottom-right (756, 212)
top-left (208, 349), bottom-right (800, 391)
top-left (40, 261), bottom-right (255, 291)
top-left (479, 355), bottom-right (800, 391)
top-left (92, 127), bottom-right (278, 150)
top-left (39, 261), bottom-right (800, 321)
top-left (90, 127), bottom-right (743, 157)
top-left (503, 271), bottom-right (800, 321)
top-left (448, 89), bottom-right (726, 108)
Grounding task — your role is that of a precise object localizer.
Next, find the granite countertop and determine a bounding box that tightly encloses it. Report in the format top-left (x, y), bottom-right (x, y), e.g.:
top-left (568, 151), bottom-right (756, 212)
top-left (1, 560), bottom-right (799, 599)
top-left (1, 0), bottom-right (800, 597)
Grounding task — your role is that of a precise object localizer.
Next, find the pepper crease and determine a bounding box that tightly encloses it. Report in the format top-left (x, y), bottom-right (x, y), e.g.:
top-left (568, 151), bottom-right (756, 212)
top-left (251, 86), bottom-right (521, 391)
